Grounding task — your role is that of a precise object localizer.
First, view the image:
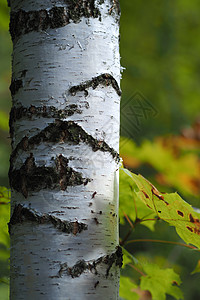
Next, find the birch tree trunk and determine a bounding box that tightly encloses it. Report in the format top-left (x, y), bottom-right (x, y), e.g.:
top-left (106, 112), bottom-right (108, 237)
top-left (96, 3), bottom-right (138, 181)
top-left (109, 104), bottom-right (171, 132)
top-left (8, 0), bottom-right (121, 299)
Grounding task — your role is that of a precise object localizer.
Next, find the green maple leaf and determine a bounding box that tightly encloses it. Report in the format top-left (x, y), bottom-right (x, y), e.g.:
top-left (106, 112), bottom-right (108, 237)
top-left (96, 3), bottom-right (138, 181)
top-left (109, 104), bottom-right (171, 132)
top-left (191, 260), bottom-right (200, 275)
top-left (119, 276), bottom-right (139, 300)
top-left (121, 168), bottom-right (200, 249)
top-left (121, 247), bottom-right (183, 300)
top-left (119, 168), bottom-right (156, 231)
top-left (140, 263), bottom-right (183, 300)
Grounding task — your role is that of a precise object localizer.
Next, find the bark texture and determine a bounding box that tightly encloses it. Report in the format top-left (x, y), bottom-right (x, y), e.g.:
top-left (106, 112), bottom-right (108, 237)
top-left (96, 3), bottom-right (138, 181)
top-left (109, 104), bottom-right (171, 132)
top-left (9, 0), bottom-right (121, 299)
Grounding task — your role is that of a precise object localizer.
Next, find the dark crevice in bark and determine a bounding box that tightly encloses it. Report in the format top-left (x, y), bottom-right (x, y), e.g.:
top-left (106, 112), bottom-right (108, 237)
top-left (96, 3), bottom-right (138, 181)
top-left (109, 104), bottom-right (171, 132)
top-left (10, 120), bottom-right (120, 165)
top-left (9, 104), bottom-right (83, 137)
top-left (9, 1), bottom-right (121, 41)
top-left (10, 104), bottom-right (82, 121)
top-left (108, 0), bottom-right (121, 17)
top-left (69, 73), bottom-right (121, 97)
top-left (9, 79), bottom-right (23, 96)
top-left (9, 153), bottom-right (89, 197)
top-left (9, 70), bottom-right (27, 96)
top-left (58, 246), bottom-right (123, 278)
top-left (9, 204), bottom-right (88, 235)
top-left (66, 0), bottom-right (101, 22)
top-left (9, 2), bottom-right (101, 41)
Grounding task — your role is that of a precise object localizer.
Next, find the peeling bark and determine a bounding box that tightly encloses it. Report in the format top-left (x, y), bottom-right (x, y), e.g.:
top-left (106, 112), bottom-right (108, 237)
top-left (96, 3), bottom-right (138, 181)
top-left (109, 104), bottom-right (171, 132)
top-left (10, 104), bottom-right (82, 121)
top-left (8, 204), bottom-right (88, 235)
top-left (9, 104), bottom-right (83, 139)
top-left (10, 120), bottom-right (119, 166)
top-left (10, 1), bottom-right (121, 41)
top-left (9, 153), bottom-right (89, 197)
top-left (9, 204), bottom-right (88, 235)
top-left (10, 4), bottom-right (101, 41)
top-left (58, 246), bottom-right (123, 278)
top-left (69, 73), bottom-right (121, 97)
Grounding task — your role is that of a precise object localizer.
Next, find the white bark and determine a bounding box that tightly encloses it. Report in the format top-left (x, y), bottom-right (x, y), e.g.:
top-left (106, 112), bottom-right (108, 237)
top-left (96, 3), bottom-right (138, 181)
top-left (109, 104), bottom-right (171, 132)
top-left (9, 0), bottom-right (121, 299)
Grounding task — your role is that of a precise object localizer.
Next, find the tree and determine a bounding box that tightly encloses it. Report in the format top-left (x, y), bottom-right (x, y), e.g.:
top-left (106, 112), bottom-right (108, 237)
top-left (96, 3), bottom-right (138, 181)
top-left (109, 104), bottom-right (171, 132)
top-left (8, 0), bottom-right (122, 298)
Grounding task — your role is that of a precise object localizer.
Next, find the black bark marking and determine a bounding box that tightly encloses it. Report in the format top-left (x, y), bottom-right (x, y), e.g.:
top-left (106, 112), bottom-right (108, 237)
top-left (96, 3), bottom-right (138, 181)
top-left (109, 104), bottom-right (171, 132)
top-left (108, 0), bottom-right (121, 16)
top-left (9, 2), bottom-right (101, 41)
top-left (10, 104), bottom-right (82, 122)
top-left (10, 9), bottom-right (67, 41)
top-left (66, 0), bottom-right (101, 22)
top-left (10, 120), bottom-right (119, 166)
top-left (9, 79), bottom-right (23, 96)
top-left (67, 260), bottom-right (88, 278)
top-left (9, 70), bottom-right (27, 96)
top-left (9, 204), bottom-right (88, 235)
top-left (69, 73), bottom-right (121, 97)
top-left (9, 153), bottom-right (89, 197)
top-left (92, 191), bottom-right (97, 198)
top-left (94, 217), bottom-right (99, 225)
top-left (58, 246), bottom-right (123, 278)
top-left (94, 281), bottom-right (99, 288)
top-left (105, 246), bottom-right (123, 277)
top-left (9, 104), bottom-right (82, 139)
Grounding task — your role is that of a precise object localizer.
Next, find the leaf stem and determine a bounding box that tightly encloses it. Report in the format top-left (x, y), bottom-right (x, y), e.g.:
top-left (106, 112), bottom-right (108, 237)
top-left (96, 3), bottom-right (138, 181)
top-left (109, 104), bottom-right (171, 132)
top-left (129, 264), bottom-right (146, 276)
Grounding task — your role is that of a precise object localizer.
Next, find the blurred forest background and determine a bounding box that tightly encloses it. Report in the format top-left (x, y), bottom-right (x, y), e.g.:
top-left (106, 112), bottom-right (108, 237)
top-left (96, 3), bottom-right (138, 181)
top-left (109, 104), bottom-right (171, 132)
top-left (0, 0), bottom-right (199, 299)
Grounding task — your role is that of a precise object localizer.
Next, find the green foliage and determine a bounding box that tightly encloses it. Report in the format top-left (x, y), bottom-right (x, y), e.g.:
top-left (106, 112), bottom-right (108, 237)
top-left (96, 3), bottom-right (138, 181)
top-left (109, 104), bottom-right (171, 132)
top-left (0, 0), bottom-right (200, 299)
top-left (0, 187), bottom-right (10, 245)
top-left (140, 264), bottom-right (183, 300)
top-left (119, 133), bottom-right (200, 298)
top-left (120, 136), bottom-right (200, 198)
top-left (124, 170), bottom-right (200, 249)
top-left (119, 168), bottom-right (156, 231)
top-left (1, 170), bottom-right (197, 299)
top-left (0, 110), bottom-right (9, 132)
top-left (119, 276), bottom-right (138, 300)
top-left (191, 260), bottom-right (200, 275)
top-left (120, 1), bottom-right (200, 142)
top-left (120, 246), bottom-right (183, 300)
top-left (0, 283), bottom-right (9, 300)
top-left (0, 187), bottom-right (10, 300)
top-left (119, 165), bottom-right (200, 299)
top-left (0, 1), bottom-right (9, 32)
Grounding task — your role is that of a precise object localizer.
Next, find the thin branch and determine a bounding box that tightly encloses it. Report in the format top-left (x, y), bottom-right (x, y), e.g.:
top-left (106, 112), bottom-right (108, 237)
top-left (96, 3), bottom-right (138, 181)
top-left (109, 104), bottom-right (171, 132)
top-left (120, 212), bottom-right (136, 246)
top-left (120, 228), bottom-right (132, 246)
